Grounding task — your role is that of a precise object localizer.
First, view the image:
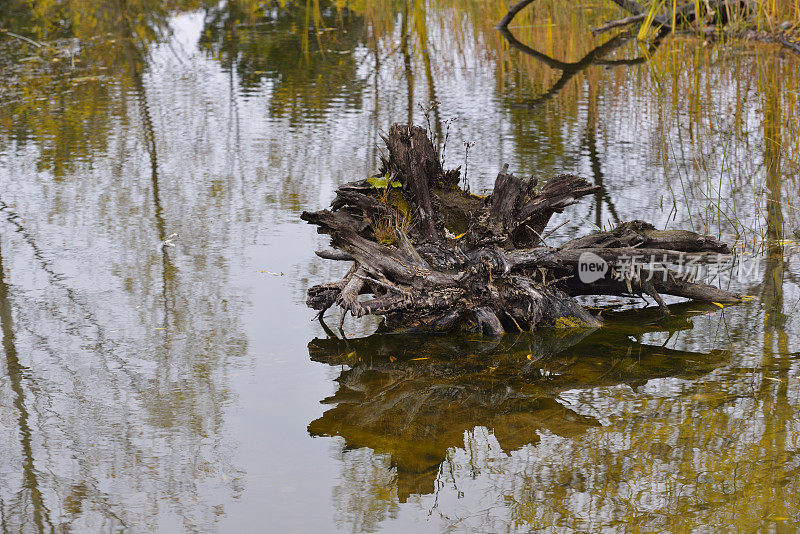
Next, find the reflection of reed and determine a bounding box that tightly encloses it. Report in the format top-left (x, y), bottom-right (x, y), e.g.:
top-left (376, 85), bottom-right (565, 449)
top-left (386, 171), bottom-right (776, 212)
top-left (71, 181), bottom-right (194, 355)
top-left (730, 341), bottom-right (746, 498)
top-left (309, 303), bottom-right (730, 501)
top-left (759, 65), bottom-right (792, 521)
top-left (583, 78), bottom-right (622, 228)
top-left (401, 3), bottom-right (414, 126)
top-left (0, 4), bottom-right (246, 529)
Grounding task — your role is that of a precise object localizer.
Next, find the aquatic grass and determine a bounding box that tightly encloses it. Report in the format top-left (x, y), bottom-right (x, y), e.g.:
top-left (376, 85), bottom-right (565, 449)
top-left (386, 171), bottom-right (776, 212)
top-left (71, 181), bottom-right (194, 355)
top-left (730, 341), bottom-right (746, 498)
top-left (641, 37), bottom-right (782, 253)
top-left (638, 0), bottom-right (666, 40)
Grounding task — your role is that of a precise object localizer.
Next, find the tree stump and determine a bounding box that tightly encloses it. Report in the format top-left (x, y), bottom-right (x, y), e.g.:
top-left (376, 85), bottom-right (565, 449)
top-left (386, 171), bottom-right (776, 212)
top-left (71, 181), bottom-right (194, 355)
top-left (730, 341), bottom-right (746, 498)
top-left (302, 124), bottom-right (740, 334)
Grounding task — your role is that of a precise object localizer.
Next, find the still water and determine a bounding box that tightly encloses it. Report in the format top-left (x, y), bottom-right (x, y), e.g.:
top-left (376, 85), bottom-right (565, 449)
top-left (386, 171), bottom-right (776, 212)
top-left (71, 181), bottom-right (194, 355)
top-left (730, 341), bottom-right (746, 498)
top-left (1, 1), bottom-right (800, 532)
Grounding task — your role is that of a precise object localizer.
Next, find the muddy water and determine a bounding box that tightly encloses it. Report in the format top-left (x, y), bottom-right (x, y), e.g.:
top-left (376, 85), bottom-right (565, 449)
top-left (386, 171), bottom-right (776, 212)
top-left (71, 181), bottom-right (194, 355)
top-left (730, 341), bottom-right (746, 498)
top-left (1, 1), bottom-right (799, 532)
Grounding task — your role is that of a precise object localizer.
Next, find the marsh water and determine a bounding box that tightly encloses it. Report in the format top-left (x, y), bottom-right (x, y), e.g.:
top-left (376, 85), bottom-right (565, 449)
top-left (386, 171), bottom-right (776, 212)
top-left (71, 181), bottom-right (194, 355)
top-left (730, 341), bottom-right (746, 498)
top-left (1, 1), bottom-right (800, 532)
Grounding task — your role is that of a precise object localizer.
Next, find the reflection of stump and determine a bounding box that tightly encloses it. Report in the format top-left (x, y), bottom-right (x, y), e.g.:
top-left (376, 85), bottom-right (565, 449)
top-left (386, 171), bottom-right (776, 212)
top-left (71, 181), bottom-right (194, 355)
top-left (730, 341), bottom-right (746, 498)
top-left (307, 307), bottom-right (730, 500)
top-left (302, 124), bottom-right (740, 334)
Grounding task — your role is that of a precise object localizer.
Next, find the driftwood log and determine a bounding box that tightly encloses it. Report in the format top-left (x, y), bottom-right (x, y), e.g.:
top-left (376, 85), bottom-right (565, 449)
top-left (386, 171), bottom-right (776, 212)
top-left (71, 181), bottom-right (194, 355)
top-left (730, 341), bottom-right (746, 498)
top-left (302, 124), bottom-right (740, 334)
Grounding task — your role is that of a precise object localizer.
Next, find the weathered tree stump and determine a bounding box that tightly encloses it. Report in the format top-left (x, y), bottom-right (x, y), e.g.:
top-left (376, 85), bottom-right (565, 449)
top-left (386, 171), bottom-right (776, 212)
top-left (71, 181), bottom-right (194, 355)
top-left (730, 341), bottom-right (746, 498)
top-left (302, 124), bottom-right (740, 334)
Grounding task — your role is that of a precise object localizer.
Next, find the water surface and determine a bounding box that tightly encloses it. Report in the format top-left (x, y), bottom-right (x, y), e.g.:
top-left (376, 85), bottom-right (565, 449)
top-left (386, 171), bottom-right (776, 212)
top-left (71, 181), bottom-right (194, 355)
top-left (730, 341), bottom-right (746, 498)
top-left (1, 1), bottom-right (799, 532)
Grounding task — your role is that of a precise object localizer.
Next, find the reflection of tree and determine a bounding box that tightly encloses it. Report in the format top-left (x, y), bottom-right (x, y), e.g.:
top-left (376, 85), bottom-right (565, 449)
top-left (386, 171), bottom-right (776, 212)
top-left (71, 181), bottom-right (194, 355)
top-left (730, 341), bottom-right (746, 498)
top-left (199, 1), bottom-right (367, 124)
top-left (499, 27), bottom-right (666, 109)
top-left (400, 2), bottom-right (414, 126)
top-left (583, 69), bottom-right (621, 229)
top-left (757, 63), bottom-right (792, 523)
top-left (0, 2), bottom-right (248, 530)
top-left (495, 23), bottom-right (670, 181)
top-left (308, 304), bottom-right (730, 513)
top-left (0, 0), bottom-right (172, 177)
top-left (0, 238), bottom-right (52, 534)
top-left (0, 186), bottom-right (244, 531)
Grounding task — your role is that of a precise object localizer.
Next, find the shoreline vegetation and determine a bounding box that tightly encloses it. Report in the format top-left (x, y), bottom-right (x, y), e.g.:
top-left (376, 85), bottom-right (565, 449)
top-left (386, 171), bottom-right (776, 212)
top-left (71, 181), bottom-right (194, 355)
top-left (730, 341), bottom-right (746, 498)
top-left (497, 0), bottom-right (800, 55)
top-left (1, 0), bottom-right (798, 62)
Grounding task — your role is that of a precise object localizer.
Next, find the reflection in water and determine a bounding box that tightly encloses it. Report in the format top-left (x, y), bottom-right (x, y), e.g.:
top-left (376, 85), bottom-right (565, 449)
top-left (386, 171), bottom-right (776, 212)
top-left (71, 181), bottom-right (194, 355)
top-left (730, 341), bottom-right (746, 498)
top-left (1, 2), bottom-right (250, 531)
top-left (200, 1), bottom-right (367, 124)
top-left (310, 308), bottom-right (800, 531)
top-left (499, 27), bottom-right (666, 109)
top-left (308, 305), bottom-right (729, 503)
top-left (0, 0), bottom-right (799, 531)
top-left (0, 239), bottom-right (51, 534)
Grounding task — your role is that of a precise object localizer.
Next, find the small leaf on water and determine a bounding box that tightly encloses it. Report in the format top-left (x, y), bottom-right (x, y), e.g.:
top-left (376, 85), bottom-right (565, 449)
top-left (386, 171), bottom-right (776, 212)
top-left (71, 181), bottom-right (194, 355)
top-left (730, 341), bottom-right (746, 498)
top-left (526, 354), bottom-right (533, 360)
top-left (389, 356), bottom-right (396, 362)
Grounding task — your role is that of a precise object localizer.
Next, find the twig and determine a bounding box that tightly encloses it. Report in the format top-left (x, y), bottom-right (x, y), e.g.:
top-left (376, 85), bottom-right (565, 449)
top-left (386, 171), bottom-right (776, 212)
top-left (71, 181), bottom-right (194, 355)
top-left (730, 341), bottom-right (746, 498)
top-left (592, 14), bottom-right (647, 35)
top-left (540, 219), bottom-right (570, 241)
top-left (525, 224), bottom-right (550, 247)
top-left (545, 274), bottom-right (575, 287)
top-left (607, 0), bottom-right (645, 15)
top-left (354, 272), bottom-right (412, 296)
top-left (777, 36), bottom-right (800, 56)
top-left (3, 31), bottom-right (44, 48)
